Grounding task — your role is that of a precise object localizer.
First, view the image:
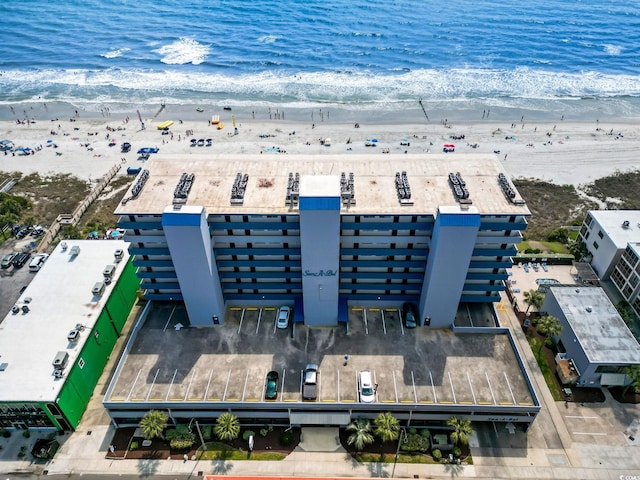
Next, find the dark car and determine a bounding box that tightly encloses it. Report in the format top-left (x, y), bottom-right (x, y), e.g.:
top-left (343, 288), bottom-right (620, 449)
top-left (12, 252), bottom-right (31, 268)
top-left (402, 302), bottom-right (418, 328)
top-left (121, 142), bottom-right (131, 153)
top-left (265, 371), bottom-right (279, 400)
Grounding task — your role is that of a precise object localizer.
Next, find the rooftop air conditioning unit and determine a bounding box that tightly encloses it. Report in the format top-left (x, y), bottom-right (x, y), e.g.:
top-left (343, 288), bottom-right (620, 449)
top-left (52, 351), bottom-right (69, 369)
top-left (92, 281), bottom-right (106, 296)
top-left (586, 306), bottom-right (593, 312)
top-left (114, 249), bottom-right (124, 263)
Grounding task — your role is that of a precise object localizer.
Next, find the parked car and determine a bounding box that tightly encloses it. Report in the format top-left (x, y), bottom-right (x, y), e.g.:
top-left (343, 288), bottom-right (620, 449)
top-left (402, 302), bottom-right (418, 328)
top-left (265, 371), bottom-right (279, 400)
top-left (1, 252), bottom-right (17, 269)
top-left (12, 252), bottom-right (31, 268)
top-left (302, 364), bottom-right (318, 401)
top-left (277, 306), bottom-right (291, 329)
top-left (28, 253), bottom-right (49, 272)
top-left (358, 370), bottom-right (375, 403)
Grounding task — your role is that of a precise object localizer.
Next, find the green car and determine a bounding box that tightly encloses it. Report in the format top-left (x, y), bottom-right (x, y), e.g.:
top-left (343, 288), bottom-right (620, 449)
top-left (1, 252), bottom-right (16, 269)
top-left (265, 371), bottom-right (279, 400)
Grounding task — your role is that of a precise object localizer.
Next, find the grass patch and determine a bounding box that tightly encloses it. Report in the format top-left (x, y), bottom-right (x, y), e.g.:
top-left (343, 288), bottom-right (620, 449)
top-left (196, 442), bottom-right (285, 461)
top-left (526, 335), bottom-right (563, 401)
top-left (78, 175), bottom-right (132, 231)
top-left (583, 170), bottom-right (640, 209)
top-left (518, 241), bottom-right (569, 254)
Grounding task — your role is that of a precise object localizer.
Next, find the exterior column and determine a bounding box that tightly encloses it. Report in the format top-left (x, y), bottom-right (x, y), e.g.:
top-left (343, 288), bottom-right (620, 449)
top-left (162, 206), bottom-right (225, 326)
top-left (299, 176), bottom-right (341, 326)
top-left (420, 206), bottom-right (480, 327)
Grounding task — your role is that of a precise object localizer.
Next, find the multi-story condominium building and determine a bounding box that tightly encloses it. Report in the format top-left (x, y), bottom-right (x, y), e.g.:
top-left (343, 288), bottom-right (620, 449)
top-left (115, 154), bottom-right (529, 327)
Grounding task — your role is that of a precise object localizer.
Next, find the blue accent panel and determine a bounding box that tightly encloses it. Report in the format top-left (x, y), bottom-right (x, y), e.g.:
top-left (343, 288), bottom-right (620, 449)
top-left (480, 222), bottom-right (527, 231)
top-left (162, 210), bottom-right (203, 227)
top-left (221, 282), bottom-right (302, 290)
top-left (338, 297), bottom-right (348, 323)
top-left (132, 260), bottom-right (174, 268)
top-left (340, 271), bottom-right (424, 280)
top-left (294, 296), bottom-right (304, 323)
top-left (462, 284), bottom-right (504, 291)
top-left (340, 222), bottom-right (432, 231)
top-left (128, 247), bottom-right (171, 255)
top-left (215, 248), bottom-right (302, 256)
top-left (340, 260), bottom-right (426, 268)
top-left (472, 247), bottom-right (517, 256)
top-left (219, 271), bottom-right (302, 279)
top-left (299, 196), bottom-right (340, 210)
top-left (438, 212), bottom-right (481, 227)
top-left (140, 281), bottom-right (181, 290)
top-left (469, 261), bottom-right (512, 268)
top-left (144, 293), bottom-right (184, 301)
top-left (118, 221), bottom-right (163, 230)
top-left (217, 260), bottom-right (301, 268)
top-left (340, 248), bottom-right (428, 256)
top-left (466, 273), bottom-right (509, 280)
top-left (338, 283), bottom-right (423, 291)
top-left (225, 293), bottom-right (298, 301)
top-left (210, 222), bottom-right (300, 230)
top-left (338, 293), bottom-right (419, 301)
top-left (460, 294), bottom-right (501, 303)
top-left (137, 271), bottom-right (178, 279)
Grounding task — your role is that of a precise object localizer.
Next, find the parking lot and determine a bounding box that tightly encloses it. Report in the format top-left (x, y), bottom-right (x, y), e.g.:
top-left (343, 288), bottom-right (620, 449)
top-left (0, 240), bottom-right (39, 322)
top-left (106, 302), bottom-right (534, 407)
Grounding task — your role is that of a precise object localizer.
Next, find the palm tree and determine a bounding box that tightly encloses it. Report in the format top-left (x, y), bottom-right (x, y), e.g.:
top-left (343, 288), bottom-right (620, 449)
top-left (373, 412), bottom-right (400, 443)
top-left (447, 416), bottom-right (473, 447)
top-left (623, 365), bottom-right (640, 396)
top-left (536, 314), bottom-right (562, 357)
top-left (139, 410), bottom-right (168, 440)
top-left (523, 289), bottom-right (544, 315)
top-left (214, 412), bottom-right (240, 442)
top-left (346, 418), bottom-right (374, 452)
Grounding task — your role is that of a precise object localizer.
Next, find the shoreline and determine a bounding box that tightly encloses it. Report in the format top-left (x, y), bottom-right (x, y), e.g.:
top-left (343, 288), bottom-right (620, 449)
top-left (0, 102), bottom-right (638, 188)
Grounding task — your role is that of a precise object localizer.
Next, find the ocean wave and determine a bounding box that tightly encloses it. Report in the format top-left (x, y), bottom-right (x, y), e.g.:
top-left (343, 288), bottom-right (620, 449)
top-left (604, 44), bottom-right (622, 55)
top-left (101, 48), bottom-right (130, 59)
top-left (258, 35), bottom-right (278, 44)
top-left (1, 67), bottom-right (640, 105)
top-left (156, 38), bottom-right (210, 65)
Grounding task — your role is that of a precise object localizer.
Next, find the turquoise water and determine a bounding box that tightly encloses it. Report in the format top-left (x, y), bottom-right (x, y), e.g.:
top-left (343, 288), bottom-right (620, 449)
top-left (1, 0), bottom-right (640, 118)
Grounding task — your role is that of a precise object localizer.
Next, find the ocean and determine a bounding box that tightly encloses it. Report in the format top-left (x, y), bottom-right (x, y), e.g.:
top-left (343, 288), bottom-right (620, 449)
top-left (1, 0), bottom-right (640, 121)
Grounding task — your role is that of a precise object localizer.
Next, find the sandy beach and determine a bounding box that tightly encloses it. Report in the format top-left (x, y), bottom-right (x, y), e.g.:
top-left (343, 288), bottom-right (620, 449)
top-left (1, 103), bottom-right (638, 187)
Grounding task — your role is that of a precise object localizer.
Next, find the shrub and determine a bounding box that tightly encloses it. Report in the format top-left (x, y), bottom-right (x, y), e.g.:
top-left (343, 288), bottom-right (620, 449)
top-left (260, 428), bottom-right (269, 437)
top-left (268, 425), bottom-right (273, 432)
top-left (420, 428), bottom-right (431, 438)
top-left (242, 430), bottom-right (255, 441)
top-left (130, 441), bottom-right (139, 451)
top-left (279, 431), bottom-right (294, 446)
top-left (545, 337), bottom-right (554, 347)
top-left (432, 449), bottom-right (442, 461)
top-left (22, 431), bottom-right (31, 438)
top-left (408, 427), bottom-right (418, 435)
top-left (170, 436), bottom-right (195, 450)
top-left (400, 432), bottom-right (430, 452)
top-left (201, 425), bottom-right (212, 441)
top-left (2, 429), bottom-right (11, 438)
top-left (17, 451), bottom-right (25, 458)
top-left (453, 446), bottom-right (461, 457)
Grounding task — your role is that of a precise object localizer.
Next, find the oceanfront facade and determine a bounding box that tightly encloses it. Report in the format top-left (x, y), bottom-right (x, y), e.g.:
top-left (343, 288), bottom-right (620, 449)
top-left (115, 154), bottom-right (529, 327)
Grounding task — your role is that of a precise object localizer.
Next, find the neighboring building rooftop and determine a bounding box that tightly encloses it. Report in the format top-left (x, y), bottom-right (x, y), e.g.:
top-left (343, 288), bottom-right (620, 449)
top-left (548, 286), bottom-right (640, 365)
top-left (587, 210), bottom-right (640, 248)
top-left (0, 240), bottom-right (128, 402)
top-left (115, 154), bottom-right (529, 216)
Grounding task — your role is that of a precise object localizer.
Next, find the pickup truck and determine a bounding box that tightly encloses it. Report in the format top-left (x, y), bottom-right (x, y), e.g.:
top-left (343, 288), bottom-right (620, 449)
top-left (302, 363), bottom-right (318, 401)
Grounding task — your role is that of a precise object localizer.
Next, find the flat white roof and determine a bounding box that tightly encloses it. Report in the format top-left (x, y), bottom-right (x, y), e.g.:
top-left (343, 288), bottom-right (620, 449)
top-left (114, 154), bottom-right (529, 216)
top-left (588, 210), bottom-right (640, 248)
top-left (0, 240), bottom-right (128, 402)
top-left (549, 286), bottom-right (640, 364)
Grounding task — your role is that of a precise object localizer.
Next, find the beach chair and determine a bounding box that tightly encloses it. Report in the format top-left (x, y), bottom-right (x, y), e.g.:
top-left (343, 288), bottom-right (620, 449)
top-left (211, 115), bottom-right (220, 125)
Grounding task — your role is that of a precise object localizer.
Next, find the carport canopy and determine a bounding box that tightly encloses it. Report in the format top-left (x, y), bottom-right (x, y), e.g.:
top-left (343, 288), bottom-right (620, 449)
top-left (290, 412), bottom-right (351, 426)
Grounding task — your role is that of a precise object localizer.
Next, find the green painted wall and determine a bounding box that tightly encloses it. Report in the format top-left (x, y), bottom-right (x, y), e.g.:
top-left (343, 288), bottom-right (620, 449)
top-left (57, 259), bottom-right (140, 429)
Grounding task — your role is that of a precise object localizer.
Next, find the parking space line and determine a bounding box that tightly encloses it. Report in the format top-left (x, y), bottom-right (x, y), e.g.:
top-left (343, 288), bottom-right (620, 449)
top-left (204, 369), bottom-right (214, 400)
top-left (398, 309), bottom-right (404, 335)
top-left (162, 305), bottom-right (177, 332)
top-left (165, 369), bottom-right (178, 401)
top-left (380, 309), bottom-right (387, 335)
top-left (467, 371), bottom-right (477, 405)
top-left (572, 432), bottom-right (608, 436)
top-left (392, 370), bottom-right (399, 403)
top-left (223, 369), bottom-right (231, 401)
top-left (565, 415), bottom-right (599, 419)
top-left (145, 369), bottom-right (159, 402)
top-left (184, 369), bottom-right (196, 401)
top-left (241, 370), bottom-right (249, 401)
top-left (410, 371), bottom-right (417, 403)
top-left (504, 371), bottom-right (516, 405)
top-left (256, 308), bottom-right (262, 334)
top-left (448, 372), bottom-right (457, 404)
top-left (364, 309), bottom-right (369, 335)
top-left (429, 370), bottom-right (437, 403)
top-left (485, 371), bottom-right (497, 405)
top-left (238, 309), bottom-right (245, 334)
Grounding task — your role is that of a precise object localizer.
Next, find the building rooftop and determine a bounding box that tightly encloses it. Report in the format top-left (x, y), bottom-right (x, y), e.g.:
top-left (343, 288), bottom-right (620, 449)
top-left (588, 210), bottom-right (640, 248)
top-left (0, 240), bottom-right (128, 402)
top-left (115, 154), bottom-right (529, 216)
top-left (548, 286), bottom-right (640, 365)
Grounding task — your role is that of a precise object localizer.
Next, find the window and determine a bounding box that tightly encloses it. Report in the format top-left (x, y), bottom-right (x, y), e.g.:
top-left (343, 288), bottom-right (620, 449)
top-left (598, 230), bottom-right (604, 239)
top-left (593, 241), bottom-right (599, 250)
top-left (78, 358), bottom-right (85, 369)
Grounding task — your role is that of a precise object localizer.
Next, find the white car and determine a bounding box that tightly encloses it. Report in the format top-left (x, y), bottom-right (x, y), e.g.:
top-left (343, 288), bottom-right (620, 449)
top-left (277, 306), bottom-right (291, 329)
top-left (28, 253), bottom-right (49, 272)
